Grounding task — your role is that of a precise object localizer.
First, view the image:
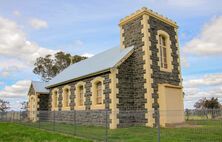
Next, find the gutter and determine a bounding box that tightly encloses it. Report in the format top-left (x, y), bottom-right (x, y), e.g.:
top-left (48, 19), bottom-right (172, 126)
top-left (46, 68), bottom-right (111, 89)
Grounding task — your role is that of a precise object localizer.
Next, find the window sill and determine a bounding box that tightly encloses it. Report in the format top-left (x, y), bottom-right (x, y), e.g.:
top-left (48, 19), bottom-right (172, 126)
top-left (91, 104), bottom-right (105, 110)
top-left (75, 106), bottom-right (85, 110)
top-left (52, 107), bottom-right (59, 111)
top-left (62, 107), bottom-right (70, 111)
top-left (160, 67), bottom-right (172, 72)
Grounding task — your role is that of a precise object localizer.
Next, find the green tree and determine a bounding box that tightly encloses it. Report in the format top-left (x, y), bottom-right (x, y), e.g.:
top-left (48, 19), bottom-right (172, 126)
top-left (20, 101), bottom-right (28, 111)
top-left (194, 97), bottom-right (221, 109)
top-left (194, 97), bottom-right (221, 119)
top-left (33, 51), bottom-right (87, 81)
top-left (203, 97), bottom-right (220, 109)
top-left (194, 98), bottom-right (206, 109)
top-left (0, 99), bottom-right (10, 112)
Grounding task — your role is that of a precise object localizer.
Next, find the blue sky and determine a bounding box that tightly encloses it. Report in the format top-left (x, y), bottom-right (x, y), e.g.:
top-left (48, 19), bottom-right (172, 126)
top-left (0, 0), bottom-right (222, 110)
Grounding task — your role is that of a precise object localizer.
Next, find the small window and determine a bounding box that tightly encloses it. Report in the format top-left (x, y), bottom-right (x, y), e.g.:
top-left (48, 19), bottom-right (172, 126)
top-left (96, 82), bottom-right (102, 105)
top-left (74, 82), bottom-right (86, 110)
top-left (63, 88), bottom-right (69, 107)
top-left (90, 77), bottom-right (105, 110)
top-left (53, 91), bottom-right (58, 108)
top-left (78, 86), bottom-right (84, 106)
top-left (159, 35), bottom-right (168, 69)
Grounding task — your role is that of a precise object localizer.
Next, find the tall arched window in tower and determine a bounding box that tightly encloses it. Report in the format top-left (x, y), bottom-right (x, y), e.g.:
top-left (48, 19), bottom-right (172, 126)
top-left (157, 30), bottom-right (172, 72)
top-left (159, 35), bottom-right (168, 69)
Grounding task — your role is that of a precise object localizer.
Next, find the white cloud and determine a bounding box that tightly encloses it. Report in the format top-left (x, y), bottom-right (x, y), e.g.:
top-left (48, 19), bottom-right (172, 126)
top-left (0, 58), bottom-right (31, 78)
top-left (184, 73), bottom-right (222, 88)
top-left (166, 0), bottom-right (206, 8)
top-left (3, 98), bottom-right (27, 111)
top-left (81, 53), bottom-right (94, 57)
top-left (0, 80), bottom-right (31, 98)
top-left (13, 10), bottom-right (21, 17)
top-left (183, 16), bottom-right (222, 56)
top-left (29, 18), bottom-right (48, 29)
top-left (183, 73), bottom-right (222, 108)
top-left (0, 82), bottom-right (4, 86)
top-left (0, 16), bottom-right (56, 65)
top-left (0, 58), bottom-right (28, 69)
top-left (74, 40), bottom-right (84, 47)
top-left (0, 66), bottom-right (20, 77)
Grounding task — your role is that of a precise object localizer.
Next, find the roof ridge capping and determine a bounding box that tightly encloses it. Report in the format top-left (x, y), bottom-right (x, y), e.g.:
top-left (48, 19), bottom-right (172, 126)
top-left (119, 7), bottom-right (178, 28)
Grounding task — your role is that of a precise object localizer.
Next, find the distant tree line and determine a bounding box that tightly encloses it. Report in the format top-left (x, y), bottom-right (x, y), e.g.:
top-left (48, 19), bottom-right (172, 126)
top-left (194, 97), bottom-right (221, 110)
top-left (0, 99), bottom-right (29, 112)
top-left (0, 99), bottom-right (10, 112)
top-left (185, 97), bottom-right (222, 119)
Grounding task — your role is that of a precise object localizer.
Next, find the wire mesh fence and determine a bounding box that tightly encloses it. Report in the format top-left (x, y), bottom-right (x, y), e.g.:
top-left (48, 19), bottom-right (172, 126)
top-left (0, 109), bottom-right (222, 142)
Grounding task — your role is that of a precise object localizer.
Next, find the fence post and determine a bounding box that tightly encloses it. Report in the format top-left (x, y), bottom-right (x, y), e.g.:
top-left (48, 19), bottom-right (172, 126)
top-left (38, 111), bottom-right (40, 128)
top-left (73, 110), bottom-right (76, 136)
top-left (156, 109), bottom-right (160, 142)
top-left (19, 111), bottom-right (21, 123)
top-left (13, 112), bottom-right (14, 122)
top-left (105, 109), bottom-right (108, 142)
top-left (7, 112), bottom-right (8, 122)
top-left (53, 110), bottom-right (55, 131)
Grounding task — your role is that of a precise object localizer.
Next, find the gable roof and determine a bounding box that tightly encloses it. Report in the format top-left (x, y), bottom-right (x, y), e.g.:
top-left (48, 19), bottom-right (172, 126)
top-left (32, 81), bottom-right (49, 94)
top-left (46, 46), bottom-right (134, 88)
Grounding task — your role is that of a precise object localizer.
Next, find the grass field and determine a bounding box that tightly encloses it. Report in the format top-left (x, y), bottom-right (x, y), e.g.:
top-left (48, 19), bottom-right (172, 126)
top-left (108, 120), bottom-right (222, 142)
top-left (0, 120), bottom-right (222, 142)
top-left (0, 123), bottom-right (90, 142)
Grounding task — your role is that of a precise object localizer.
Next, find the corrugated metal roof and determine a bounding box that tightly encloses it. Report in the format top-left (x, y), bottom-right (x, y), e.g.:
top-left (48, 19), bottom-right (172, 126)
top-left (46, 46), bottom-right (134, 88)
top-left (32, 81), bottom-right (49, 94)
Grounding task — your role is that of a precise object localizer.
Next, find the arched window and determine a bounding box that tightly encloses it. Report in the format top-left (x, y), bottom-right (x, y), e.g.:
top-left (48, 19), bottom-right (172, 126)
top-left (53, 91), bottom-right (58, 108)
top-left (29, 95), bottom-right (37, 121)
top-left (78, 85), bottom-right (84, 106)
top-left (63, 88), bottom-right (69, 107)
top-left (157, 30), bottom-right (172, 72)
top-left (75, 82), bottom-right (86, 110)
top-left (52, 89), bottom-right (59, 110)
top-left (29, 96), bottom-right (36, 112)
top-left (90, 77), bottom-right (105, 110)
top-left (96, 82), bottom-right (102, 105)
top-left (62, 86), bottom-right (71, 110)
top-left (159, 35), bottom-right (167, 69)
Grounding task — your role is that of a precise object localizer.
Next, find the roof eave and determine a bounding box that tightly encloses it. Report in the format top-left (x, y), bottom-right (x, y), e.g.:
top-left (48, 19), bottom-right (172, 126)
top-left (36, 91), bottom-right (50, 94)
top-left (113, 47), bottom-right (134, 68)
top-left (46, 68), bottom-right (111, 89)
top-left (46, 47), bottom-right (134, 89)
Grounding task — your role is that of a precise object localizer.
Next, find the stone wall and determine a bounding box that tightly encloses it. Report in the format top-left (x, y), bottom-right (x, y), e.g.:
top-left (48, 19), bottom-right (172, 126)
top-left (118, 14), bottom-right (181, 127)
top-left (28, 84), bottom-right (35, 96)
top-left (118, 16), bottom-right (147, 127)
top-left (148, 17), bottom-right (181, 125)
top-left (48, 72), bottom-right (111, 126)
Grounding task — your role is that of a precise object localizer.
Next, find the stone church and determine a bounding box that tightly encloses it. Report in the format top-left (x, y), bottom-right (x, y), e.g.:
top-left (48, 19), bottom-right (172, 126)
top-left (28, 7), bottom-right (184, 129)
